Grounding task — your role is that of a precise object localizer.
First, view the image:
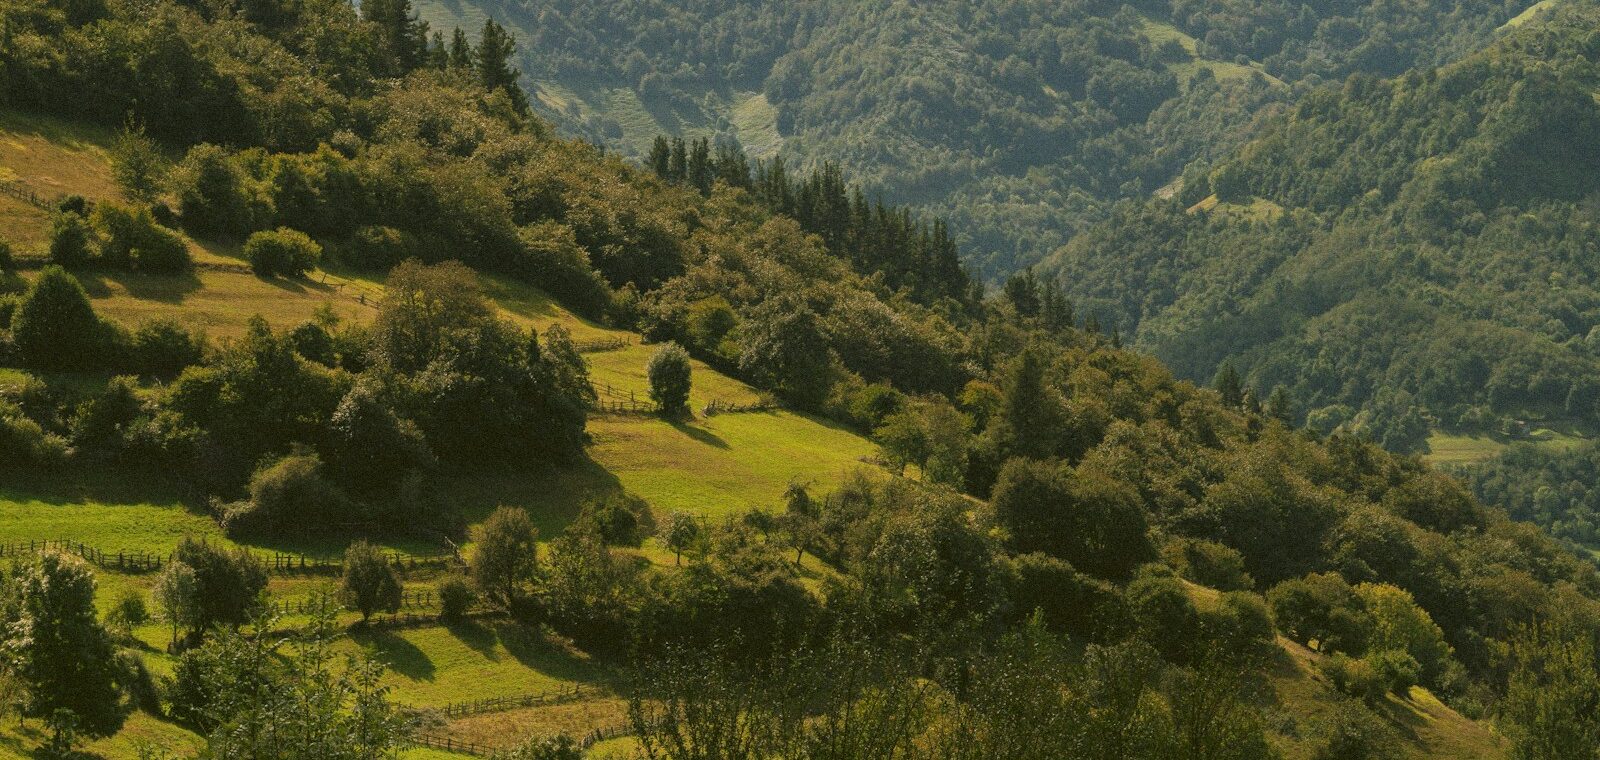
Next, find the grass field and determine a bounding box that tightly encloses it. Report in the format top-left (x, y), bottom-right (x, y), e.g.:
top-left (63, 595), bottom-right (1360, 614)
top-left (1499, 0), bottom-right (1561, 30)
top-left (1425, 426), bottom-right (1589, 467)
top-left (1138, 15), bottom-right (1285, 86)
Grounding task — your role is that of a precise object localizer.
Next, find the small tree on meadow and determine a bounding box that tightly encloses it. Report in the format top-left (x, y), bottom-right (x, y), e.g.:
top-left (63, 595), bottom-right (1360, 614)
top-left (438, 575), bottom-right (476, 621)
top-left (153, 560), bottom-right (199, 649)
top-left (340, 540), bottom-right (403, 623)
top-left (110, 126), bottom-right (170, 205)
top-left (47, 212), bottom-right (92, 269)
top-left (245, 227), bottom-right (321, 278)
top-left (663, 511), bottom-right (700, 565)
top-left (470, 506), bottom-right (540, 611)
top-left (648, 342), bottom-right (692, 416)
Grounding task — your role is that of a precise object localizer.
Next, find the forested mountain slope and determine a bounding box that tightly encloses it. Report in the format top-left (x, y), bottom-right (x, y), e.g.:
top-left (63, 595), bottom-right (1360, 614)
top-left (1, 0), bottom-right (1599, 757)
top-left (1044, 1), bottom-right (1600, 458)
top-left (408, 0), bottom-right (1535, 279)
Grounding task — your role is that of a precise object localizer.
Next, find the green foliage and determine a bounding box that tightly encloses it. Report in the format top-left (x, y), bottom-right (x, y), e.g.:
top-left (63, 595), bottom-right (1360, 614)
top-left (437, 575), bottom-right (476, 620)
top-left (736, 296), bottom-right (835, 409)
top-left (1163, 537), bottom-right (1254, 591)
top-left (648, 341), bottom-right (692, 415)
top-left (471, 506), bottom-right (540, 611)
top-left (1268, 573), bottom-right (1372, 654)
top-left (130, 318), bottom-right (205, 378)
top-left (340, 540), bottom-right (403, 622)
top-left (0, 553), bottom-right (126, 737)
top-left (991, 458), bottom-right (1153, 581)
top-left (1126, 567), bottom-right (1202, 663)
top-left (13, 266), bottom-right (114, 371)
top-left (1312, 698), bottom-right (1401, 760)
top-left (110, 126), bottom-right (169, 205)
top-left (178, 612), bottom-right (409, 756)
top-left (170, 538), bottom-right (268, 637)
top-left (1502, 620), bottom-right (1600, 760)
top-left (245, 227), bottom-right (321, 278)
top-left (662, 511), bottom-right (701, 565)
top-left (223, 452), bottom-right (358, 538)
top-left (1050, 4), bottom-right (1600, 455)
top-left (47, 212), bottom-right (92, 268)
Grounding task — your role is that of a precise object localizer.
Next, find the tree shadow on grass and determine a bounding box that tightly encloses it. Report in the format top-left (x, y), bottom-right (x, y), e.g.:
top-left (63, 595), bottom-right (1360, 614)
top-left (354, 628), bottom-right (437, 682)
top-left (669, 418), bottom-right (730, 449)
top-left (492, 621), bottom-right (606, 684)
top-left (446, 618), bottom-right (501, 660)
top-left (446, 455), bottom-right (630, 539)
top-left (78, 269), bottom-right (204, 304)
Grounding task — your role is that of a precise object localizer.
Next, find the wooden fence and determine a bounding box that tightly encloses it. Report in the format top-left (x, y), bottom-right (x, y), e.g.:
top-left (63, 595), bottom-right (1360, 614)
top-left (432, 683), bottom-right (587, 719)
top-left (0, 538), bottom-right (456, 576)
top-left (409, 720), bottom-right (631, 758)
top-left (0, 180), bottom-right (50, 210)
top-left (262, 589), bottom-right (438, 619)
top-left (573, 337), bottom-right (631, 353)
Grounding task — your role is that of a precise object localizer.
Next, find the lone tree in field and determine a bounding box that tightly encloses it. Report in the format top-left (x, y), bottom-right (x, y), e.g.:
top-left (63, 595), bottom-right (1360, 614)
top-left (244, 227), bottom-right (321, 278)
top-left (152, 560), bottom-right (199, 649)
top-left (110, 126), bottom-right (169, 205)
top-left (2, 552), bottom-right (127, 738)
top-left (340, 540), bottom-right (403, 623)
top-left (471, 506), bottom-right (540, 611)
top-left (662, 512), bottom-right (700, 566)
top-left (648, 342), bottom-right (692, 416)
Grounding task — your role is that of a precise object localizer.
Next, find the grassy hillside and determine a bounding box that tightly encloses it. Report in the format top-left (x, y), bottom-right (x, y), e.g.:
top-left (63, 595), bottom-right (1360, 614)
top-left (0, 110), bottom-right (890, 757)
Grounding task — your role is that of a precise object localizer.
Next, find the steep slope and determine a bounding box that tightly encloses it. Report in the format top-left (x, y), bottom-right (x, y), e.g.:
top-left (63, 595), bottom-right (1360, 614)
top-left (411, 0), bottom-right (1534, 279)
top-left (1044, 1), bottom-right (1600, 454)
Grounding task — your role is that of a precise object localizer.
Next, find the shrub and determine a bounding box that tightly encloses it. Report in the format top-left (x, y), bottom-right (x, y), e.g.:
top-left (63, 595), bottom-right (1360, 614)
top-left (1321, 654), bottom-right (1387, 705)
top-left (1163, 537), bottom-right (1254, 590)
top-left (130, 319), bottom-right (205, 377)
top-left (647, 342), bottom-right (692, 415)
top-left (0, 403), bottom-right (69, 469)
top-left (106, 589), bottom-right (149, 635)
top-left (0, 240), bottom-right (13, 271)
top-left (1126, 568), bottom-right (1201, 663)
top-left (245, 228), bottom-right (321, 278)
top-left (175, 144), bottom-right (260, 239)
top-left (1201, 590), bottom-right (1276, 660)
top-left (438, 575), bottom-right (476, 620)
top-left (470, 506), bottom-right (540, 611)
top-left (88, 202), bottom-right (188, 273)
top-left (223, 452), bottom-right (359, 537)
top-left (575, 497), bottom-right (641, 546)
top-left (13, 266), bottom-right (111, 371)
top-left (48, 211), bottom-right (93, 268)
top-left (341, 225), bottom-right (412, 272)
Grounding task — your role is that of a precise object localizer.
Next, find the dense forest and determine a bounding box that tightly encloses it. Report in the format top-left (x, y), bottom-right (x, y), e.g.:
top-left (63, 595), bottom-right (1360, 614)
top-left (1044, 2), bottom-right (1600, 455)
top-left (410, 0), bottom-right (1538, 279)
top-left (2, 0), bottom-right (1600, 756)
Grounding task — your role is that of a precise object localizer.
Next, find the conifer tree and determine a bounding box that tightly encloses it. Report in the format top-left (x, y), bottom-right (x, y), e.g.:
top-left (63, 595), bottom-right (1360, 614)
top-left (476, 19), bottom-right (528, 115)
top-left (448, 28), bottom-right (473, 70)
top-left (649, 136), bottom-right (672, 180)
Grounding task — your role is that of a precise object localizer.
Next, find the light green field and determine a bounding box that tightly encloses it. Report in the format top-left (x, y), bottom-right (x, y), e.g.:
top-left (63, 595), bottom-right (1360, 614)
top-left (343, 622), bottom-right (610, 707)
top-left (1425, 427), bottom-right (1590, 467)
top-left (589, 411), bottom-right (877, 518)
top-left (1499, 0), bottom-right (1561, 30)
top-left (1138, 15), bottom-right (1284, 86)
top-left (729, 92), bottom-right (784, 158)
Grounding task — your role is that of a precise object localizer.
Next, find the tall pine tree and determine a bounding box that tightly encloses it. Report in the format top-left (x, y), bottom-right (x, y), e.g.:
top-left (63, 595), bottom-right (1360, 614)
top-left (476, 19), bottom-right (528, 115)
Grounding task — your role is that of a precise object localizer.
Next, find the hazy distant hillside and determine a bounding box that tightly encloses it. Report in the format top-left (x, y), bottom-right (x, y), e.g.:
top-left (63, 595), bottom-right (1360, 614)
top-left (411, 0), bottom-right (1535, 279)
top-left (1044, 1), bottom-right (1600, 458)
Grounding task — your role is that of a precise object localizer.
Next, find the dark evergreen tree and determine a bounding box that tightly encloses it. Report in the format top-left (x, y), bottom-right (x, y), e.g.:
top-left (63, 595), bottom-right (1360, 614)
top-left (476, 19), bottom-right (527, 115)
